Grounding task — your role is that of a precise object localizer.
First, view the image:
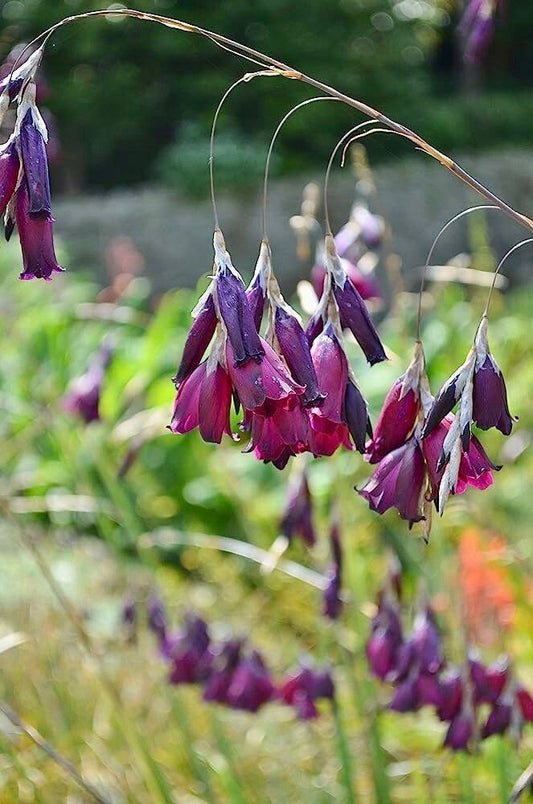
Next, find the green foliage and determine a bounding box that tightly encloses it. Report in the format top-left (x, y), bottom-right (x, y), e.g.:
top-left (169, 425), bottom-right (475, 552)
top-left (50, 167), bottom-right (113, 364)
top-left (2, 0), bottom-right (530, 192)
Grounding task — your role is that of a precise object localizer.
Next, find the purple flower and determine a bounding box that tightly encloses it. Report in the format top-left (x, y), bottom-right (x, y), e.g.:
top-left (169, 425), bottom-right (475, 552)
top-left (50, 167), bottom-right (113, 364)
top-left (435, 672), bottom-right (463, 722)
top-left (472, 318), bottom-right (515, 435)
top-left (323, 520), bottom-right (343, 620)
top-left (412, 605), bottom-right (443, 675)
top-left (460, 0), bottom-right (496, 63)
top-left (225, 650), bottom-right (274, 712)
top-left (0, 138), bottom-right (19, 218)
top-left (469, 655), bottom-right (508, 705)
top-left (227, 337), bottom-right (304, 412)
top-left (366, 601), bottom-right (403, 680)
top-left (202, 639), bottom-right (243, 704)
top-left (308, 324), bottom-right (354, 457)
top-left (481, 702), bottom-right (512, 739)
top-left (62, 341), bottom-right (113, 424)
top-left (245, 240), bottom-right (270, 331)
top-left (324, 235), bottom-right (386, 366)
top-left (213, 231), bottom-right (264, 366)
top-left (280, 466), bottom-right (316, 546)
top-left (169, 351), bottom-right (234, 444)
top-left (358, 437), bottom-right (426, 525)
top-left (15, 182), bottom-right (63, 280)
top-left (366, 342), bottom-right (424, 463)
top-left (343, 378), bottom-right (372, 454)
top-left (19, 107), bottom-right (51, 218)
top-left (350, 203), bottom-right (385, 250)
top-left (164, 614), bottom-right (211, 685)
top-left (516, 687), bottom-right (533, 722)
top-left (444, 711), bottom-right (474, 751)
top-left (274, 305), bottom-right (324, 407)
top-left (172, 291), bottom-right (217, 387)
top-left (278, 664), bottom-right (334, 719)
top-left (390, 677), bottom-right (420, 713)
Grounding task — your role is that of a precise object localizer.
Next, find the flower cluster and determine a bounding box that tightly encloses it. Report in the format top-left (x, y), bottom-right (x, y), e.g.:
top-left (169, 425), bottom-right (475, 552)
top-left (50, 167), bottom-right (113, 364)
top-left (138, 595), bottom-right (335, 719)
top-left (170, 230), bottom-right (385, 469)
top-left (367, 568), bottom-right (533, 751)
top-left (0, 48), bottom-right (62, 280)
top-left (357, 336), bottom-right (502, 528)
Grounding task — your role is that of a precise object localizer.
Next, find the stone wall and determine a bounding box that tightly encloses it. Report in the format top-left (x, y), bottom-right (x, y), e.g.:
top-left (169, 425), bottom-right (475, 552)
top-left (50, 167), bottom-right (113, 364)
top-left (53, 148), bottom-right (532, 294)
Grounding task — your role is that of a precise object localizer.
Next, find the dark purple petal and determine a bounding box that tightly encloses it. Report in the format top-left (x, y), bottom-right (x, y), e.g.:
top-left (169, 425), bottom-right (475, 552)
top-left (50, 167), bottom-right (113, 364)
top-left (246, 275), bottom-right (266, 332)
top-left (19, 109), bottom-right (51, 218)
top-left (275, 306), bottom-right (324, 407)
top-left (173, 293), bottom-right (217, 386)
top-left (390, 677), bottom-right (420, 712)
top-left (333, 276), bottom-right (386, 365)
top-left (280, 469), bottom-right (315, 546)
top-left (436, 673), bottom-right (463, 722)
top-left (472, 355), bottom-right (514, 435)
top-left (305, 308), bottom-right (325, 346)
top-left (444, 712), bottom-right (473, 751)
top-left (343, 380), bottom-right (371, 453)
top-left (147, 594), bottom-right (167, 642)
top-left (225, 651), bottom-right (274, 712)
top-left (216, 268), bottom-right (264, 365)
top-left (481, 703), bottom-right (512, 739)
top-left (470, 656), bottom-right (508, 705)
top-left (421, 380), bottom-right (460, 439)
top-left (413, 607), bottom-right (443, 674)
top-left (0, 139), bottom-right (19, 217)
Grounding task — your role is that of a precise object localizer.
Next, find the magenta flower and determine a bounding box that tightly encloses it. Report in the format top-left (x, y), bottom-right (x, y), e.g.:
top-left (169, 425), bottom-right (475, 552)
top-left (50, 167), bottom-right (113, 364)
top-left (469, 656), bottom-right (508, 705)
top-left (278, 664), bottom-right (334, 720)
top-left (169, 351), bottom-right (233, 444)
top-left (202, 639), bottom-right (244, 704)
top-left (0, 138), bottom-right (19, 217)
top-left (311, 258), bottom-right (380, 302)
top-left (358, 437), bottom-right (426, 525)
top-left (412, 605), bottom-right (443, 675)
top-left (435, 672), bottom-right (463, 722)
top-left (481, 702), bottom-right (512, 738)
top-left (241, 396), bottom-right (309, 468)
top-left (161, 614), bottom-right (211, 685)
top-left (459, 0), bottom-right (498, 63)
top-left (308, 323), bottom-right (354, 456)
top-left (366, 343), bottom-right (424, 463)
top-left (15, 182), bottom-right (63, 280)
top-left (227, 337), bottom-right (304, 412)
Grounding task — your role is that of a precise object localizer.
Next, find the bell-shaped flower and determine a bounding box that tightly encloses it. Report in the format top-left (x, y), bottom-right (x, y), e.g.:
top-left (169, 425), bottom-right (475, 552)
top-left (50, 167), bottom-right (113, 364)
top-left (308, 323), bottom-right (353, 456)
top-left (481, 701), bottom-right (512, 739)
top-left (324, 234), bottom-right (386, 365)
top-left (62, 340), bottom-right (113, 424)
top-left (161, 613), bottom-right (211, 685)
top-left (18, 98), bottom-right (51, 218)
top-left (241, 395), bottom-right (309, 468)
top-left (15, 181), bottom-right (63, 280)
top-left (366, 600), bottom-right (404, 681)
top-left (274, 304), bottom-right (324, 407)
top-left (213, 230), bottom-right (264, 365)
top-left (172, 290), bottom-right (217, 386)
top-left (280, 466), bottom-right (316, 546)
top-left (412, 604), bottom-right (443, 675)
top-left (225, 650), bottom-right (274, 712)
top-left (227, 337), bottom-right (304, 412)
top-left (472, 317), bottom-right (515, 435)
top-left (421, 349), bottom-right (476, 440)
top-left (469, 655), bottom-right (508, 705)
top-left (444, 710), bottom-right (474, 751)
top-left (366, 342), bottom-right (424, 463)
top-left (357, 437), bottom-right (426, 525)
top-left (278, 663), bottom-right (334, 719)
top-left (202, 639), bottom-right (244, 704)
top-left (0, 138), bottom-right (19, 217)
top-left (435, 671), bottom-right (463, 722)
top-left (343, 377), bottom-right (372, 454)
top-left (169, 335), bottom-right (234, 444)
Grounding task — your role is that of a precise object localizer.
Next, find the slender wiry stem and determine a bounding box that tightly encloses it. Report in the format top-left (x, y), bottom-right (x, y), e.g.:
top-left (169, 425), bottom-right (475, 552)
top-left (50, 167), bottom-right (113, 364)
top-left (482, 238), bottom-right (533, 318)
top-left (416, 205), bottom-right (497, 340)
top-left (323, 122), bottom-right (381, 235)
top-left (9, 8), bottom-right (532, 233)
top-left (209, 76), bottom-right (248, 231)
top-left (262, 96), bottom-right (338, 241)
top-left (0, 702), bottom-right (110, 804)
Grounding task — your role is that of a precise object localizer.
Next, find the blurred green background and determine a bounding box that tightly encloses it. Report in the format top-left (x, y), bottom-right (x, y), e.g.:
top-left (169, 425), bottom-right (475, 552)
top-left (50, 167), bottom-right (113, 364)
top-left (0, 2), bottom-right (532, 802)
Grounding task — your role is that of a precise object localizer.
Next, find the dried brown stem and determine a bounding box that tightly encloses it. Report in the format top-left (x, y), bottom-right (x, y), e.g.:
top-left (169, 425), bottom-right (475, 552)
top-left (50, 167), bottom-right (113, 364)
top-left (12, 8), bottom-right (533, 234)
